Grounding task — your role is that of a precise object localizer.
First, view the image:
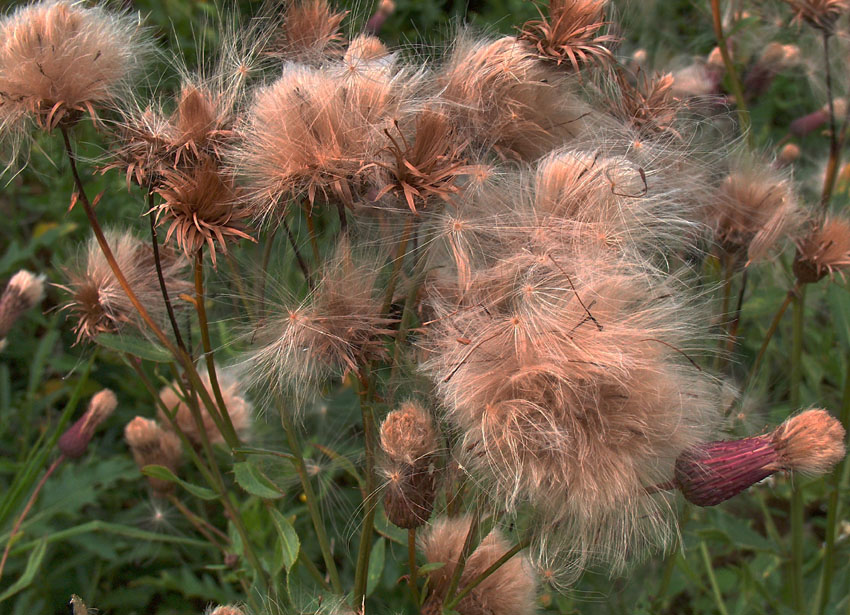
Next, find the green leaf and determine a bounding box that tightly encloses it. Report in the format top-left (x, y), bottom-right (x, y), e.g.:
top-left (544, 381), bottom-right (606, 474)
top-left (141, 465), bottom-right (217, 500)
top-left (0, 538), bottom-right (47, 602)
top-left (417, 562), bottom-right (446, 575)
top-left (95, 333), bottom-right (172, 362)
top-left (366, 537), bottom-right (386, 597)
top-left (233, 461), bottom-right (284, 500)
top-left (828, 285), bottom-right (850, 351)
top-left (269, 508), bottom-right (300, 573)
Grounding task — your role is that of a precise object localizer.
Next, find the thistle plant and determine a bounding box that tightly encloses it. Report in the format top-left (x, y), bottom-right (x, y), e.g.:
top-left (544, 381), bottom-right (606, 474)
top-left (0, 1), bottom-right (849, 614)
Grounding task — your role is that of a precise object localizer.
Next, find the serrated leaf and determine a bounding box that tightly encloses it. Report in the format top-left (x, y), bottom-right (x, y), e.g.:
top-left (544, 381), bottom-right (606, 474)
top-left (366, 537), bottom-right (386, 597)
top-left (233, 461), bottom-right (284, 500)
top-left (0, 539), bottom-right (47, 602)
top-left (95, 333), bottom-right (172, 362)
top-left (269, 508), bottom-right (300, 573)
top-left (141, 465), bottom-right (217, 500)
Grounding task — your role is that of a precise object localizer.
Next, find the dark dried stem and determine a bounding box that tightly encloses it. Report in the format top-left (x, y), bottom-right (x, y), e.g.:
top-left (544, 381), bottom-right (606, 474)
top-left (147, 191), bottom-right (186, 353)
top-left (282, 217), bottom-right (313, 290)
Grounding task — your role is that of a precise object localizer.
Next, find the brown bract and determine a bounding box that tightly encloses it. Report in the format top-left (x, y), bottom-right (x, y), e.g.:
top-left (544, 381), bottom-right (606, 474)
top-left (612, 70), bottom-right (682, 137)
top-left (793, 216), bottom-right (850, 283)
top-left (154, 157), bottom-right (254, 266)
top-left (784, 0), bottom-right (849, 32)
top-left (0, 0), bottom-right (142, 135)
top-left (270, 0), bottom-right (347, 61)
top-left (371, 111), bottom-right (474, 213)
top-left (517, 0), bottom-right (617, 72)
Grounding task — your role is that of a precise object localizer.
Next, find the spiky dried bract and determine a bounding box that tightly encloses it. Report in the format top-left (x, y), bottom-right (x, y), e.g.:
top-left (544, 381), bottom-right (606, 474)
top-left (517, 0), bottom-right (616, 72)
top-left (0, 0), bottom-right (143, 148)
top-left (271, 0), bottom-right (347, 62)
top-left (675, 408), bottom-right (846, 506)
top-left (793, 216), bottom-right (850, 283)
top-left (784, 0), bottom-right (850, 32)
top-left (239, 61), bottom-right (411, 221)
top-left (246, 239), bottom-right (395, 402)
top-left (58, 230), bottom-right (189, 344)
top-left (158, 370), bottom-right (251, 446)
top-left (708, 163), bottom-right (800, 264)
top-left (439, 35), bottom-right (591, 161)
top-left (611, 70), bottom-right (682, 137)
top-left (424, 250), bottom-right (719, 573)
top-left (58, 389), bottom-right (117, 458)
top-left (124, 416), bottom-right (182, 496)
top-left (154, 157), bottom-right (253, 266)
top-left (0, 269), bottom-right (45, 338)
top-left (380, 401), bottom-right (437, 465)
top-left (372, 110), bottom-right (474, 213)
top-left (420, 516), bottom-right (537, 615)
top-left (772, 409), bottom-right (846, 475)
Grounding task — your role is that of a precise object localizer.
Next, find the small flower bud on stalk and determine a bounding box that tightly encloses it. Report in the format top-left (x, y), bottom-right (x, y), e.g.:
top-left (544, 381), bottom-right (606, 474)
top-left (58, 390), bottom-right (118, 459)
top-left (125, 417), bottom-right (183, 497)
top-left (790, 99), bottom-right (846, 137)
top-left (0, 270), bottom-right (45, 344)
top-left (675, 409), bottom-right (846, 506)
top-left (777, 143), bottom-right (801, 168)
top-left (365, 0), bottom-right (395, 35)
top-left (379, 402), bottom-right (439, 529)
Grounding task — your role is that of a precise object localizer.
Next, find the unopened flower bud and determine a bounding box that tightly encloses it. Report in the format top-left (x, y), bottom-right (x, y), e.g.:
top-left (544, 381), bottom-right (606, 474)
top-left (777, 143), bottom-right (800, 168)
top-left (0, 270), bottom-right (45, 340)
top-left (365, 0), bottom-right (395, 34)
top-left (207, 606), bottom-right (245, 615)
top-left (675, 409), bottom-right (846, 506)
top-left (125, 417), bottom-right (183, 496)
top-left (58, 390), bottom-right (117, 459)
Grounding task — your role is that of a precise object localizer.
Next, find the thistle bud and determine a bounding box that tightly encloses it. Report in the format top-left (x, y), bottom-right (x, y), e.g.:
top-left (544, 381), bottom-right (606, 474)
top-left (207, 606), bottom-right (245, 615)
top-left (58, 390), bottom-right (117, 459)
top-left (790, 99), bottom-right (845, 137)
top-left (777, 143), bottom-right (800, 168)
top-left (379, 401), bottom-right (439, 529)
top-left (125, 417), bottom-right (183, 496)
top-left (675, 409), bottom-right (846, 506)
top-left (0, 270), bottom-right (45, 341)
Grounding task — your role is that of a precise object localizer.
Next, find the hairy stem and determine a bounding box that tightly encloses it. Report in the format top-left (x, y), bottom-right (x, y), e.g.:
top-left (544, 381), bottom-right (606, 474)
top-left (279, 406), bottom-right (342, 594)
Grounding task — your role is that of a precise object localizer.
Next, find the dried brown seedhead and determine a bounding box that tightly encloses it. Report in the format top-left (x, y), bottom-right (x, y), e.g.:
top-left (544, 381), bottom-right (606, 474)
top-left (793, 216), bottom-right (850, 283)
top-left (784, 0), bottom-right (849, 33)
top-left (272, 0), bottom-right (348, 61)
top-left (0, 0), bottom-right (143, 135)
top-left (612, 70), bottom-right (682, 137)
top-left (380, 401), bottom-right (437, 465)
top-left (154, 157), bottom-right (254, 266)
top-left (372, 111), bottom-right (473, 213)
top-left (518, 0), bottom-right (617, 72)
top-left (172, 85), bottom-right (233, 163)
top-left (125, 416), bottom-right (183, 496)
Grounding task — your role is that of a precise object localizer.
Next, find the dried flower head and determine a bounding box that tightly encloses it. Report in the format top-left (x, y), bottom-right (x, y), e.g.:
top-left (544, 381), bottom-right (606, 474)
top-left (517, 0), bottom-right (616, 72)
top-left (676, 409), bottom-right (846, 506)
top-left (707, 163), bottom-right (800, 264)
top-left (784, 0), bottom-right (849, 32)
top-left (270, 0), bottom-right (348, 62)
top-left (0, 0), bottom-right (144, 149)
top-left (420, 516), bottom-right (537, 615)
top-left (611, 70), bottom-right (682, 137)
top-left (793, 216), bottom-right (850, 283)
top-left (439, 35), bottom-right (591, 160)
top-left (245, 239), bottom-right (395, 402)
top-left (424, 250), bottom-right (719, 574)
top-left (154, 156), bottom-right (253, 266)
top-left (239, 61), bottom-right (410, 221)
top-left (380, 401), bottom-right (438, 465)
top-left (371, 111), bottom-right (473, 213)
top-left (125, 416), bottom-right (183, 496)
top-left (0, 269), bottom-right (45, 340)
top-left (158, 369), bottom-right (251, 446)
top-left (58, 230), bottom-right (189, 344)
top-left (58, 389), bottom-right (117, 458)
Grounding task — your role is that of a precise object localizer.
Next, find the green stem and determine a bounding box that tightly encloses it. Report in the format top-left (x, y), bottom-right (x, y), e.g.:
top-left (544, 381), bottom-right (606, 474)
top-left (443, 510), bottom-right (481, 607)
top-left (790, 286), bottom-right (806, 613)
top-left (194, 250), bottom-right (241, 450)
top-left (279, 406), bottom-right (342, 594)
top-left (352, 370), bottom-right (379, 605)
top-left (700, 541), bottom-right (730, 615)
top-left (380, 218), bottom-right (414, 315)
top-left (299, 548), bottom-right (332, 592)
top-left (408, 528), bottom-right (420, 606)
top-left (820, 32), bottom-right (840, 211)
top-left (709, 0), bottom-right (752, 145)
top-left (445, 538), bottom-right (530, 610)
